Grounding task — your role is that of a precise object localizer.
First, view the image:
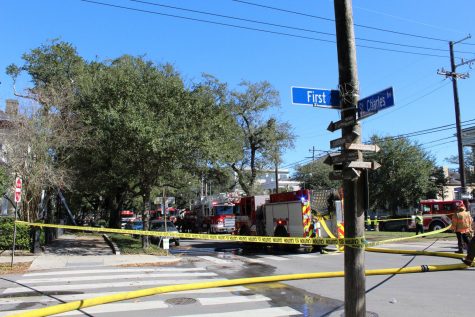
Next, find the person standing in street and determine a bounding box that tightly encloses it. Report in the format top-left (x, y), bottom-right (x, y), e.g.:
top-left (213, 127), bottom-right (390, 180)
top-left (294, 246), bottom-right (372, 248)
top-left (415, 210), bottom-right (424, 235)
top-left (451, 204), bottom-right (473, 254)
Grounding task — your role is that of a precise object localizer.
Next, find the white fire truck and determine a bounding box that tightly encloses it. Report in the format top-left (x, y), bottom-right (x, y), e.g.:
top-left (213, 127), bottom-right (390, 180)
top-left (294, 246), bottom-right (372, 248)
top-left (236, 189), bottom-right (343, 241)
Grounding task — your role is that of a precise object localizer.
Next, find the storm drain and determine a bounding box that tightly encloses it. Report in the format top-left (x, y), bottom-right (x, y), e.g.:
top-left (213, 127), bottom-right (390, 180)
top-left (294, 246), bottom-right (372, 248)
top-left (165, 297), bottom-right (197, 306)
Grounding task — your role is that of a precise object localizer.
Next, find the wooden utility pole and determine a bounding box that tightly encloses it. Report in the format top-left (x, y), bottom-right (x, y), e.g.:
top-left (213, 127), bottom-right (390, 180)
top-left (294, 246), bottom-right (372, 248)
top-left (333, 1), bottom-right (366, 316)
top-left (437, 36), bottom-right (474, 201)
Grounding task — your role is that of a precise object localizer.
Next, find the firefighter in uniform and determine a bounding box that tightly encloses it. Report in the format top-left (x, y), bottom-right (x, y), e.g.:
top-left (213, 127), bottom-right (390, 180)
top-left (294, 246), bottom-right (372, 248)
top-left (415, 210), bottom-right (424, 235)
top-left (451, 204), bottom-right (473, 254)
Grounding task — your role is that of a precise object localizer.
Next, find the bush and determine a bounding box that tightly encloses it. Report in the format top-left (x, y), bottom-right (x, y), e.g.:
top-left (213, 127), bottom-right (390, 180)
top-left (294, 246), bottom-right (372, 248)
top-left (0, 217), bottom-right (31, 250)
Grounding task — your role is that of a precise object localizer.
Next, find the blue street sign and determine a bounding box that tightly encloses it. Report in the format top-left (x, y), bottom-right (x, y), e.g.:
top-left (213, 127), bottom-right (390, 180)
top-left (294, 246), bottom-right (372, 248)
top-left (291, 86), bottom-right (340, 107)
top-left (358, 87), bottom-right (395, 118)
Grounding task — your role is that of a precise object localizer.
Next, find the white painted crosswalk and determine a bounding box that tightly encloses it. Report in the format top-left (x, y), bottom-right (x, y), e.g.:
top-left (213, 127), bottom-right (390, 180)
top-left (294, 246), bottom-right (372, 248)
top-left (0, 265), bottom-right (303, 317)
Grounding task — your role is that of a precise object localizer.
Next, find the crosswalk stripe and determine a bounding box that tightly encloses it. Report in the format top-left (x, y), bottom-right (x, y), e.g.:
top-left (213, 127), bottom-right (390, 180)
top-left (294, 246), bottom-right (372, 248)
top-left (289, 253), bottom-right (318, 258)
top-left (2, 278), bottom-right (226, 294)
top-left (199, 294), bottom-right (270, 305)
top-left (169, 307), bottom-right (302, 317)
top-left (18, 272), bottom-right (217, 284)
top-left (0, 286), bottom-right (251, 305)
top-left (256, 255), bottom-right (289, 261)
top-left (23, 267), bottom-right (205, 277)
top-left (198, 256), bottom-right (232, 264)
top-left (0, 295), bottom-right (283, 317)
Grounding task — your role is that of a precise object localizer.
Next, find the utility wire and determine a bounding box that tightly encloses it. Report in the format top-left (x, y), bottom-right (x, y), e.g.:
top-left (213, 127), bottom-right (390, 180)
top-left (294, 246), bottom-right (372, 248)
top-left (364, 81), bottom-right (451, 123)
top-left (232, 0), bottom-right (475, 46)
top-left (129, 0), bottom-right (474, 55)
top-left (386, 120), bottom-right (475, 140)
top-left (81, 0), bottom-right (451, 58)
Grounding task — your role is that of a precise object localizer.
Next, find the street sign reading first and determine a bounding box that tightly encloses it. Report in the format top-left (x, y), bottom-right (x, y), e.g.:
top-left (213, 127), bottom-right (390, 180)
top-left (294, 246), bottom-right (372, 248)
top-left (358, 87), bottom-right (395, 119)
top-left (291, 86), bottom-right (340, 107)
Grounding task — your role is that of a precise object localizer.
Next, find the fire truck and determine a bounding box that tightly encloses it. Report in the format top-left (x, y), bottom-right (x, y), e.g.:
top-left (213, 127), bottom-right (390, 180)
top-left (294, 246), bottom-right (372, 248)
top-left (236, 189), bottom-right (343, 241)
top-left (409, 199), bottom-right (466, 231)
top-left (189, 193), bottom-right (238, 234)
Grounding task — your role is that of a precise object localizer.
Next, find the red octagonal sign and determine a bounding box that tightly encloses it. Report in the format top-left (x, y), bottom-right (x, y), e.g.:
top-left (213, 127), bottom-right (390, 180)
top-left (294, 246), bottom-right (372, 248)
top-left (14, 177), bottom-right (22, 203)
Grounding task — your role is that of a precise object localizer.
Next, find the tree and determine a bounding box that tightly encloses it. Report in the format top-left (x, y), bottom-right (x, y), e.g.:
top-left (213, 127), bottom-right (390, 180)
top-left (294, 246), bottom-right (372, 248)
top-left (229, 81), bottom-right (295, 195)
top-left (445, 147), bottom-right (475, 184)
top-left (5, 40), bottom-right (88, 223)
top-left (426, 166), bottom-right (449, 200)
top-left (367, 135), bottom-right (437, 213)
top-left (293, 160), bottom-right (341, 190)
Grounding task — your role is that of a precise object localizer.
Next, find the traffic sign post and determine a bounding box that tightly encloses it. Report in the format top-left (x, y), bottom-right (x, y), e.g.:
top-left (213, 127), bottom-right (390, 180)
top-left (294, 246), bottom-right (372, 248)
top-left (358, 87), bottom-right (395, 119)
top-left (11, 177), bottom-right (22, 268)
top-left (291, 86), bottom-right (340, 107)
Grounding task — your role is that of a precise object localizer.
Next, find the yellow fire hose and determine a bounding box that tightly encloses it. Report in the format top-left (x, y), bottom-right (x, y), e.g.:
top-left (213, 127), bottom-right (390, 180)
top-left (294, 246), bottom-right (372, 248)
top-left (7, 262), bottom-right (469, 317)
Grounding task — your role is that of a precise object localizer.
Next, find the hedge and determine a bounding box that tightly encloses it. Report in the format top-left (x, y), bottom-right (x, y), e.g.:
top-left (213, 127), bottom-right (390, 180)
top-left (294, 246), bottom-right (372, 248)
top-left (0, 217), bottom-right (31, 250)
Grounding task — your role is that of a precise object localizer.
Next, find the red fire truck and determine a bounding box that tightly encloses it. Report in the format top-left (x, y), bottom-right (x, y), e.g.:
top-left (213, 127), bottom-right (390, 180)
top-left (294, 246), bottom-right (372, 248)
top-left (409, 199), bottom-right (466, 231)
top-left (190, 193), bottom-right (238, 234)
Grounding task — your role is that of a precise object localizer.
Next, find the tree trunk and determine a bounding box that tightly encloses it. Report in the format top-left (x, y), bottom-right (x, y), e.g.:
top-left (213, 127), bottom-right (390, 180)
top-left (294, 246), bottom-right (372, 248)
top-left (141, 188), bottom-right (151, 249)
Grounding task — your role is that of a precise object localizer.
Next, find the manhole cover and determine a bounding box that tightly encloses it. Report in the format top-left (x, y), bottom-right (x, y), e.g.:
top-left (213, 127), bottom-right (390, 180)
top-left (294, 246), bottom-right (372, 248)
top-left (165, 297), bottom-right (197, 305)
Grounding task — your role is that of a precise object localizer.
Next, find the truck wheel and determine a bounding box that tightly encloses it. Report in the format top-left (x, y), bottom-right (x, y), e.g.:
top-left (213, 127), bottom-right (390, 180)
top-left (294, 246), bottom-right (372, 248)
top-left (175, 240), bottom-right (180, 247)
top-left (429, 221), bottom-right (444, 231)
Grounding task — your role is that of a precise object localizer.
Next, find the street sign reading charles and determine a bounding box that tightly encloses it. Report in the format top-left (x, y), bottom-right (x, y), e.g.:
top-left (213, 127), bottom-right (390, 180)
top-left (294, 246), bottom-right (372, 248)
top-left (291, 86), bottom-right (340, 107)
top-left (358, 86), bottom-right (395, 119)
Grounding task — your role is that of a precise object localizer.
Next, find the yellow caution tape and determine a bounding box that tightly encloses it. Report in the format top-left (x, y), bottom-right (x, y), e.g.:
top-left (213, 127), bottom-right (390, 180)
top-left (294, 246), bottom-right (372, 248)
top-left (364, 224), bottom-right (451, 247)
top-left (16, 221), bottom-right (366, 247)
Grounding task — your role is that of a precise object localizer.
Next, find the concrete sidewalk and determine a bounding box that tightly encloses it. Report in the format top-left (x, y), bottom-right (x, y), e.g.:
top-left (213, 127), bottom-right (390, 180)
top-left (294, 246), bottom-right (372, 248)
top-left (0, 233), bottom-right (179, 271)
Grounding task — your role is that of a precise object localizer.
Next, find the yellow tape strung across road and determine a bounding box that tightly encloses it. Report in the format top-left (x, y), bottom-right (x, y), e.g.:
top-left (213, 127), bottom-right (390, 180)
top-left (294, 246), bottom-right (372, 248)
top-left (364, 224), bottom-right (451, 247)
top-left (16, 221), bottom-right (365, 247)
top-left (8, 262), bottom-right (469, 317)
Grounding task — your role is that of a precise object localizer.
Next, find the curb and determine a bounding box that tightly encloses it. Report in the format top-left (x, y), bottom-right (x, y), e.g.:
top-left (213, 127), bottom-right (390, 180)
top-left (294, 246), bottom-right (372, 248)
top-left (102, 234), bottom-right (121, 255)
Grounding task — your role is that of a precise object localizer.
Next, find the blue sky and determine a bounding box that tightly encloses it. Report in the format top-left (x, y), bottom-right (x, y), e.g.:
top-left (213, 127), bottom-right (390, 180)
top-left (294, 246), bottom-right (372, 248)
top-left (1, 0), bottom-right (474, 173)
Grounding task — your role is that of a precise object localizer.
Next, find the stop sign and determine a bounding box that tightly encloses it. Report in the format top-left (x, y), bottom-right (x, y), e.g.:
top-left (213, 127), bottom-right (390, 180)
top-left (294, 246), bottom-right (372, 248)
top-left (14, 177), bottom-right (22, 203)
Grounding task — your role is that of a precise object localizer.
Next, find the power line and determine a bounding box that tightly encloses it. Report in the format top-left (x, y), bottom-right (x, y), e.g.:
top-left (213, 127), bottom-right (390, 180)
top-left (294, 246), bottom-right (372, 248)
top-left (364, 81), bottom-right (451, 123)
top-left (81, 0), bottom-right (452, 58)
top-left (232, 0), bottom-right (475, 46)
top-left (383, 120), bottom-right (475, 140)
top-left (128, 0), bottom-right (474, 55)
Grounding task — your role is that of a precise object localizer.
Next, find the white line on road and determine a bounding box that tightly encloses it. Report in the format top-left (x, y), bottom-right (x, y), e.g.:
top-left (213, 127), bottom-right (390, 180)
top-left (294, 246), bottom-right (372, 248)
top-left (2, 278), bottom-right (226, 294)
top-left (18, 272), bottom-right (217, 284)
top-left (0, 286), bottom-right (251, 305)
top-left (199, 294), bottom-right (270, 305)
top-left (169, 306), bottom-right (302, 317)
top-left (198, 256), bottom-right (232, 264)
top-left (23, 267), bottom-right (205, 277)
top-left (256, 255), bottom-right (289, 261)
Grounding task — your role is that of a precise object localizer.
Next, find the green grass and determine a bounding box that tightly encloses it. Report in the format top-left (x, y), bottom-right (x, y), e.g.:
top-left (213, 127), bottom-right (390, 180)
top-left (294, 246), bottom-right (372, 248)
top-left (108, 233), bottom-right (168, 255)
top-left (365, 230), bottom-right (456, 242)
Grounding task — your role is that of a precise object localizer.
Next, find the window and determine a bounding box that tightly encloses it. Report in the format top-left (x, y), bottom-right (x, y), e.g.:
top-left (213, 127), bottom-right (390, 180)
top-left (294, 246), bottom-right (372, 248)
top-left (422, 205), bottom-right (431, 213)
top-left (443, 204), bottom-right (453, 211)
top-left (433, 204), bottom-right (440, 212)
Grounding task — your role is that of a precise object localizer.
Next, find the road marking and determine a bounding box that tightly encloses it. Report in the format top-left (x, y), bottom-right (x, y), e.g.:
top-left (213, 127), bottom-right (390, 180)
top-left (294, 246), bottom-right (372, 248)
top-left (169, 306), bottom-right (302, 317)
top-left (199, 294), bottom-right (271, 305)
top-left (18, 272), bottom-right (217, 284)
top-left (0, 300), bottom-right (299, 317)
top-left (0, 287), bottom-right (251, 305)
top-left (2, 278), bottom-right (226, 294)
top-left (288, 253), bottom-right (319, 258)
top-left (23, 267), bottom-right (205, 277)
top-left (198, 256), bottom-right (232, 264)
top-left (256, 255), bottom-right (289, 261)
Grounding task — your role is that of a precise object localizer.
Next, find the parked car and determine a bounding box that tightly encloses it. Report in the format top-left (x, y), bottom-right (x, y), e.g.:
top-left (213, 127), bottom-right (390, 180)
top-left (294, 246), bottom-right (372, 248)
top-left (125, 219), bottom-right (143, 231)
top-left (150, 220), bottom-right (180, 246)
top-left (378, 217), bottom-right (410, 232)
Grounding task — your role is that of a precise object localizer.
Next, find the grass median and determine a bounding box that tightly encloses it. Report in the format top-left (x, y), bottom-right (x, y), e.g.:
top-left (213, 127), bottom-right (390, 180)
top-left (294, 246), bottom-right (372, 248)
top-left (108, 233), bottom-right (168, 255)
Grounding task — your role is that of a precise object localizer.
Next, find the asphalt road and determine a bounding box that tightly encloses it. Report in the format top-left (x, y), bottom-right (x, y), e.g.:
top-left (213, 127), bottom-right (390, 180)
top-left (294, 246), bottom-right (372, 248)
top-left (0, 237), bottom-right (473, 317)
